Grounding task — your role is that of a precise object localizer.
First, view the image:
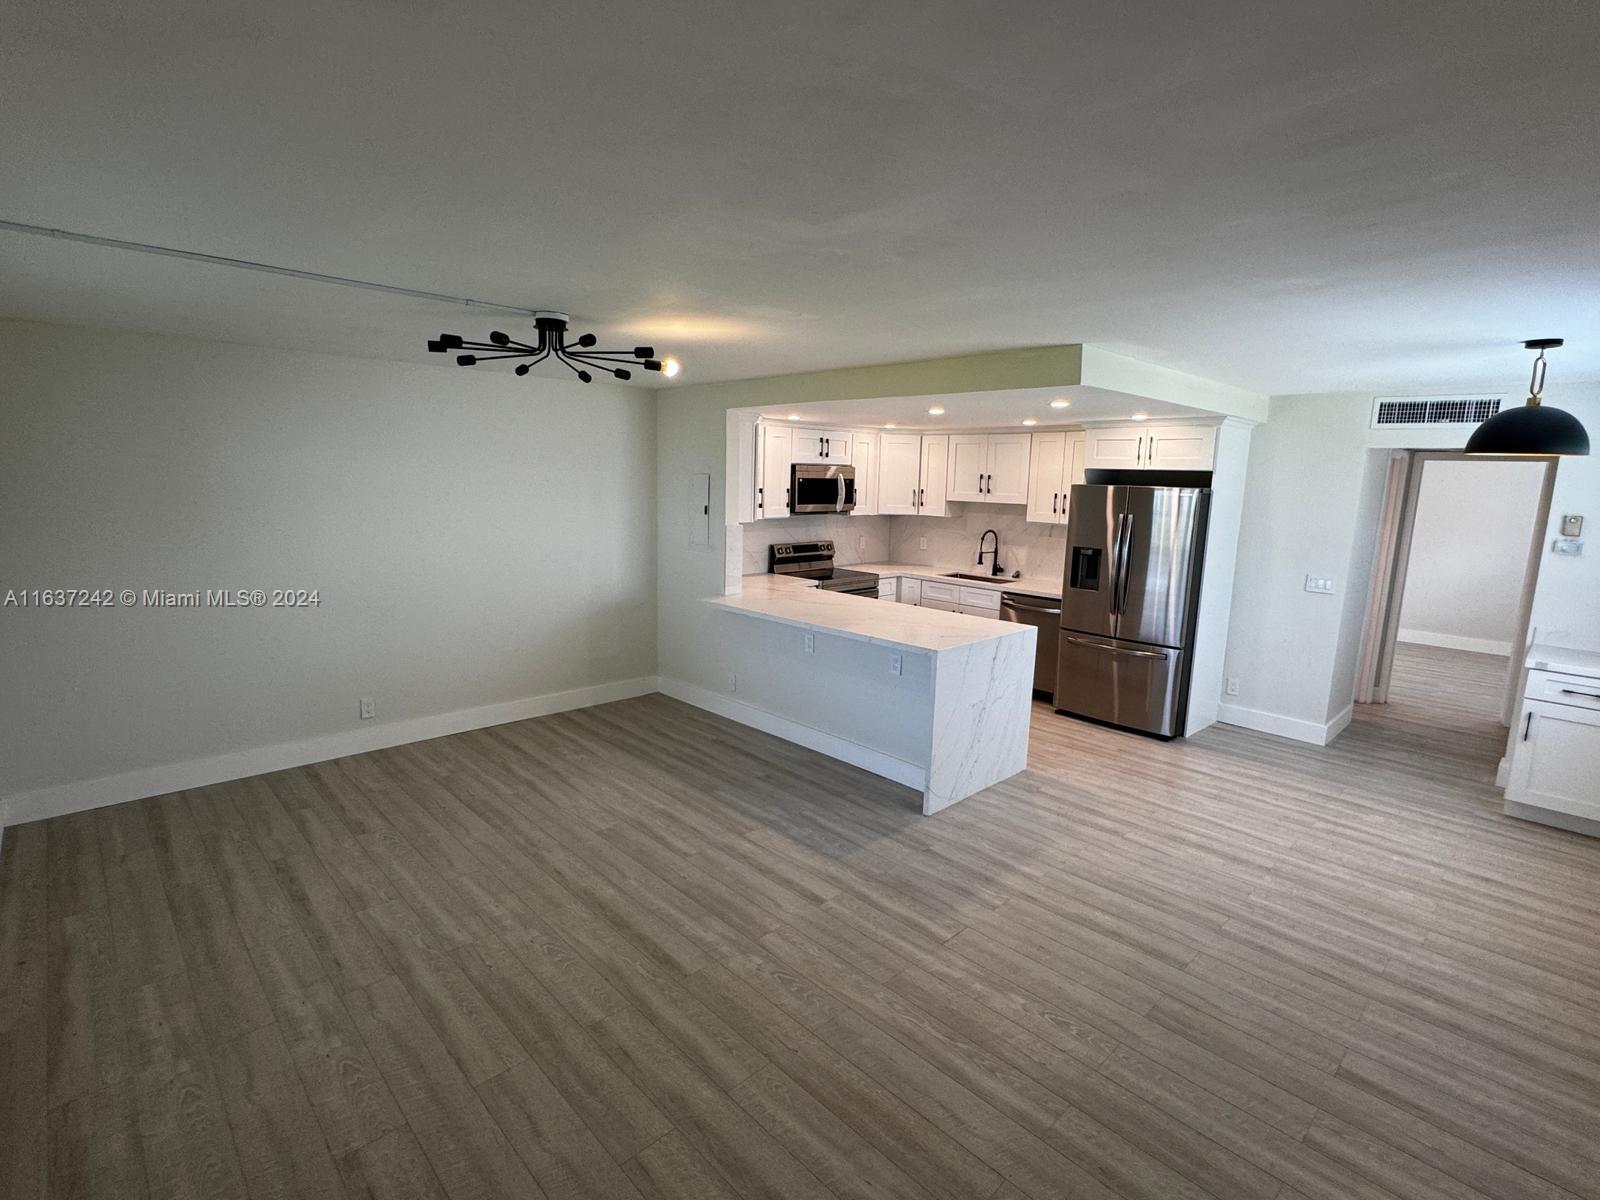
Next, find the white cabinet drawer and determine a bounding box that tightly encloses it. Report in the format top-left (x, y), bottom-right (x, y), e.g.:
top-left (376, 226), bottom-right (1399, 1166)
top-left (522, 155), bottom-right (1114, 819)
top-left (957, 586), bottom-right (1002, 611)
top-left (921, 597), bottom-right (958, 612)
top-left (1526, 670), bottom-right (1600, 711)
top-left (920, 579), bottom-right (959, 603)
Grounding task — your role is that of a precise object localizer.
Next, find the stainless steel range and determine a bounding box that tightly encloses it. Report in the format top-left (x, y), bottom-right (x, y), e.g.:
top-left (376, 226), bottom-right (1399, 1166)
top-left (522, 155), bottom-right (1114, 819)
top-left (769, 540), bottom-right (879, 597)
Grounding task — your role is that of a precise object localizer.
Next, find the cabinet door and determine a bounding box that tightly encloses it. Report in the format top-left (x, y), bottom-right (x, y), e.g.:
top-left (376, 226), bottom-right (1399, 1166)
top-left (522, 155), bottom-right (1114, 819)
top-left (819, 429), bottom-right (852, 464)
top-left (946, 434), bottom-right (989, 502)
top-left (1145, 424), bottom-right (1216, 470)
top-left (1508, 700), bottom-right (1600, 821)
top-left (1026, 432), bottom-right (1067, 524)
top-left (1060, 432), bottom-right (1087, 523)
top-left (899, 577), bottom-right (922, 605)
top-left (789, 429), bottom-right (829, 464)
top-left (850, 432), bottom-right (877, 516)
top-left (985, 433), bottom-right (1030, 505)
top-left (878, 433), bottom-right (922, 516)
top-left (1084, 427), bottom-right (1146, 470)
top-left (758, 424), bottom-right (792, 519)
top-left (919, 435), bottom-right (949, 516)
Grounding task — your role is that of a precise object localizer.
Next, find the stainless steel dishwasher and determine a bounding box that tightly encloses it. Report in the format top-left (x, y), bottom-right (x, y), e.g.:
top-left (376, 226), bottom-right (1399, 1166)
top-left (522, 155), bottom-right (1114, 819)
top-left (999, 592), bottom-right (1061, 699)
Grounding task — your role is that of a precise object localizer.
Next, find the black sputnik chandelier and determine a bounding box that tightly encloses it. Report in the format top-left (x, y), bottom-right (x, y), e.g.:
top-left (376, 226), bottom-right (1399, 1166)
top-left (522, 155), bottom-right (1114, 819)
top-left (427, 311), bottom-right (669, 382)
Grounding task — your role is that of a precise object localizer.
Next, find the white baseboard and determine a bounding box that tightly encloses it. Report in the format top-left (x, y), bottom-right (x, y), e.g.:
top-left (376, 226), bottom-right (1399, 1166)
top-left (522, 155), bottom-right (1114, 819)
top-left (658, 676), bottom-right (927, 792)
top-left (1398, 629), bottom-right (1512, 657)
top-left (1216, 702), bottom-right (1348, 747)
top-left (0, 676), bottom-right (659, 829)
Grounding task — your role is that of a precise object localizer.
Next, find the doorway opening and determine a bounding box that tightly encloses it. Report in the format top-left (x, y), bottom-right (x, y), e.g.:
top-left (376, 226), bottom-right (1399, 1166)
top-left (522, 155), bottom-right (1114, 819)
top-left (1355, 451), bottom-right (1557, 747)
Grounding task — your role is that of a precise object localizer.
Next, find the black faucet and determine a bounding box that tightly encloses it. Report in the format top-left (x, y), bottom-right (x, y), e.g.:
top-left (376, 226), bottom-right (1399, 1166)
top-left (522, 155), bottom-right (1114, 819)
top-left (977, 529), bottom-right (1003, 576)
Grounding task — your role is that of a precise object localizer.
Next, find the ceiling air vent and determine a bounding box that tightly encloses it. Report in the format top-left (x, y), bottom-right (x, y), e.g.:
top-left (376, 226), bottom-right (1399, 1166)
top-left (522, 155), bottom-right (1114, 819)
top-left (1370, 394), bottom-right (1504, 429)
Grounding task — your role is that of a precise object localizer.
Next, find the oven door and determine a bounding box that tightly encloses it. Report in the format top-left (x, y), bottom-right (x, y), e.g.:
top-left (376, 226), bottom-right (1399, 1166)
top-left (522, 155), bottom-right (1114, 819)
top-left (790, 464), bottom-right (856, 513)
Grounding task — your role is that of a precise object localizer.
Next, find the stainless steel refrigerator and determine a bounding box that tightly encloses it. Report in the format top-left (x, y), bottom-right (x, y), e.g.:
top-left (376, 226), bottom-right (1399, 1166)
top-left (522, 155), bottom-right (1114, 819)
top-left (1055, 484), bottom-right (1210, 738)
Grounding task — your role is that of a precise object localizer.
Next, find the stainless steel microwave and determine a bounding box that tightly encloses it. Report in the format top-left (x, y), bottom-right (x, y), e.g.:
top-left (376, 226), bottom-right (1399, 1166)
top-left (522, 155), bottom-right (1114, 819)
top-left (789, 463), bottom-right (856, 514)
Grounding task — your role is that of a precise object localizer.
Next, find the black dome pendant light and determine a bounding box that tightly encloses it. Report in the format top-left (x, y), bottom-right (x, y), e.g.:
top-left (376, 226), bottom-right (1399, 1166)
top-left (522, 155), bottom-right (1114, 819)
top-left (427, 311), bottom-right (669, 383)
top-left (1465, 338), bottom-right (1589, 456)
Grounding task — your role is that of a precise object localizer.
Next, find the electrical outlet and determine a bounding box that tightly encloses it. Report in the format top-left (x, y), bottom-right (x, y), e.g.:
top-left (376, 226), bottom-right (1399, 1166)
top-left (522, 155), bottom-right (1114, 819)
top-left (1553, 538), bottom-right (1584, 556)
top-left (1226, 677), bottom-right (1240, 696)
top-left (919, 536), bottom-right (928, 550)
top-left (803, 632), bottom-right (815, 654)
top-left (857, 534), bottom-right (866, 551)
top-left (359, 696), bottom-right (375, 720)
top-left (726, 672), bottom-right (737, 693)
top-left (1303, 575), bottom-right (1335, 595)
top-left (890, 652), bottom-right (903, 676)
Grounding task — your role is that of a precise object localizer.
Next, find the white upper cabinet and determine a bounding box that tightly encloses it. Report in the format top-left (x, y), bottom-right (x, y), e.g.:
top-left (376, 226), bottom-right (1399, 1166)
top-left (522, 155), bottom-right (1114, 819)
top-left (1145, 424), bottom-right (1215, 469)
top-left (1084, 423), bottom-right (1215, 471)
top-left (850, 431), bottom-right (878, 516)
top-left (919, 434), bottom-right (949, 516)
top-left (947, 435), bottom-right (989, 502)
top-left (985, 433), bottom-right (1030, 504)
top-left (1083, 427), bottom-right (1146, 469)
top-left (1025, 430), bottom-right (1086, 524)
top-left (757, 423), bottom-right (792, 519)
top-left (945, 433), bottom-right (1030, 504)
top-left (878, 432), bottom-right (923, 516)
top-left (789, 428), bottom-right (851, 465)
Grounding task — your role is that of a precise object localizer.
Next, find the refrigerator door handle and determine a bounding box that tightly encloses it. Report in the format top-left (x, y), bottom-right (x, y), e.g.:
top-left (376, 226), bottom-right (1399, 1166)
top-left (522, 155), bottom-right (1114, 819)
top-left (1063, 636), bottom-right (1168, 660)
top-left (1115, 514), bottom-right (1135, 616)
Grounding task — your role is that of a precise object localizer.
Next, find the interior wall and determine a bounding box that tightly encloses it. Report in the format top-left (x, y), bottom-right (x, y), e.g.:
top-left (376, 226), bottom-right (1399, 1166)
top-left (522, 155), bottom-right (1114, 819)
top-left (1398, 460), bottom-right (1549, 655)
top-left (1225, 383), bottom-right (1600, 741)
top-left (0, 318), bottom-right (659, 804)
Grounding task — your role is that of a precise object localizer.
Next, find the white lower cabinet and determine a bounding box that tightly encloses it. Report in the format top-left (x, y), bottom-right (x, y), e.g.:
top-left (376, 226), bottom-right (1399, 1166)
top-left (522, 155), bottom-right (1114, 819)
top-left (877, 577), bottom-right (898, 601)
top-left (899, 577), bottom-right (922, 605)
top-left (1507, 673), bottom-right (1600, 823)
top-left (918, 579), bottom-right (959, 612)
top-left (957, 586), bottom-right (1003, 618)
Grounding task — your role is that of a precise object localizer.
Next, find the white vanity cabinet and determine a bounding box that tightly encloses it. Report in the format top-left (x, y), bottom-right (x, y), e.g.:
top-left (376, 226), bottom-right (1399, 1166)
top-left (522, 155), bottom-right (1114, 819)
top-left (1083, 423), bottom-right (1215, 471)
top-left (1025, 431), bottom-right (1087, 524)
top-left (946, 433), bottom-right (1030, 504)
top-left (1506, 667), bottom-right (1600, 825)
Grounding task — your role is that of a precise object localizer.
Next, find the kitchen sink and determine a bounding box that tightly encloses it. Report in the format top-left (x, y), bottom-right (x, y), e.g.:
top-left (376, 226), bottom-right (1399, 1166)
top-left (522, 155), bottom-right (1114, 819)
top-left (942, 572), bottom-right (1008, 583)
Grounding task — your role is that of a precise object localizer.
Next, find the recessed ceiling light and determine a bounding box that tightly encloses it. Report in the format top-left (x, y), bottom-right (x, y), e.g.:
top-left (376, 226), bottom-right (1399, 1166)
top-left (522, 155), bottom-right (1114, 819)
top-left (883, 422), bottom-right (897, 429)
top-left (1021, 418), bottom-right (1038, 426)
top-left (786, 413), bottom-right (800, 421)
top-left (661, 356), bottom-right (682, 378)
top-left (1131, 411), bottom-right (1149, 421)
top-left (1049, 398), bottom-right (1071, 409)
top-left (927, 405), bottom-right (945, 416)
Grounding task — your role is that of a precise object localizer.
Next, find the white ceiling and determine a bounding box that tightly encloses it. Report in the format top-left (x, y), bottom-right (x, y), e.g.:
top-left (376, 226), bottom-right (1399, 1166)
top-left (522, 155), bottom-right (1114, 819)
top-left (749, 386), bottom-right (1200, 431)
top-left (2, 1), bottom-right (1598, 393)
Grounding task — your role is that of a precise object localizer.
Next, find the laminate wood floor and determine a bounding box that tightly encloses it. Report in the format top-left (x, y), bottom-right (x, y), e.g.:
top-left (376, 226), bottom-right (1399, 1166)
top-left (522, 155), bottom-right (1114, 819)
top-left (4, 674), bottom-right (1598, 1200)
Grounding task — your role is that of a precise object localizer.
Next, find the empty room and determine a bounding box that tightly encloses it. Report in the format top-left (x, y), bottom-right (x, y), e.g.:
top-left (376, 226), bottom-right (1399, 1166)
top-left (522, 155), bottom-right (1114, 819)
top-left (3, 3), bottom-right (1599, 1200)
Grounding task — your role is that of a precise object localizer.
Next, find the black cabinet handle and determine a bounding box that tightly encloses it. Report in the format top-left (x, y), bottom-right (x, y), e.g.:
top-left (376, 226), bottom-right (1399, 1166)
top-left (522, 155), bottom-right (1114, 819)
top-left (1523, 712), bottom-right (1534, 741)
top-left (757, 485), bottom-right (764, 511)
top-left (1052, 492), bottom-right (1058, 514)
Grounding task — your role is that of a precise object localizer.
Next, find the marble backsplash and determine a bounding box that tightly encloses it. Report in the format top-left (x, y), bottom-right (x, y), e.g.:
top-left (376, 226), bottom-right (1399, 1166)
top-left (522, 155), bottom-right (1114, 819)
top-left (740, 513), bottom-right (893, 574)
top-left (887, 503), bottom-right (1069, 581)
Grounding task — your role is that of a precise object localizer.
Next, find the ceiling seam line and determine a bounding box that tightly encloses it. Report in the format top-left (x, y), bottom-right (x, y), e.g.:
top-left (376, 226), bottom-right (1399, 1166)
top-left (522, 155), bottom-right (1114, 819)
top-left (0, 218), bottom-right (542, 316)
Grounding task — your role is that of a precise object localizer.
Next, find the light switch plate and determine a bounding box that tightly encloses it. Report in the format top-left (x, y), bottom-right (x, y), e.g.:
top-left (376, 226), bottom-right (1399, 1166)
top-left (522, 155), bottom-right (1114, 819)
top-left (1553, 538), bottom-right (1584, 557)
top-left (803, 632), bottom-right (815, 653)
top-left (1303, 575), bottom-right (1335, 595)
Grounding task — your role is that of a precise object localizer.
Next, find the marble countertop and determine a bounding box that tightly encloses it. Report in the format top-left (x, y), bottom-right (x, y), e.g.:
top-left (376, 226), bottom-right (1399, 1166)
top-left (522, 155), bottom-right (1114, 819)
top-left (851, 561), bottom-right (1063, 600)
top-left (1526, 643), bottom-right (1600, 680)
top-left (708, 573), bottom-right (1034, 653)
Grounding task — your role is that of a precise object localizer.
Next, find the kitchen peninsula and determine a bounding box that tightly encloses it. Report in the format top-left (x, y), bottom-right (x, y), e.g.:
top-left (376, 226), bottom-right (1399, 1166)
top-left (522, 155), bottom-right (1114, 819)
top-left (706, 573), bottom-right (1034, 814)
